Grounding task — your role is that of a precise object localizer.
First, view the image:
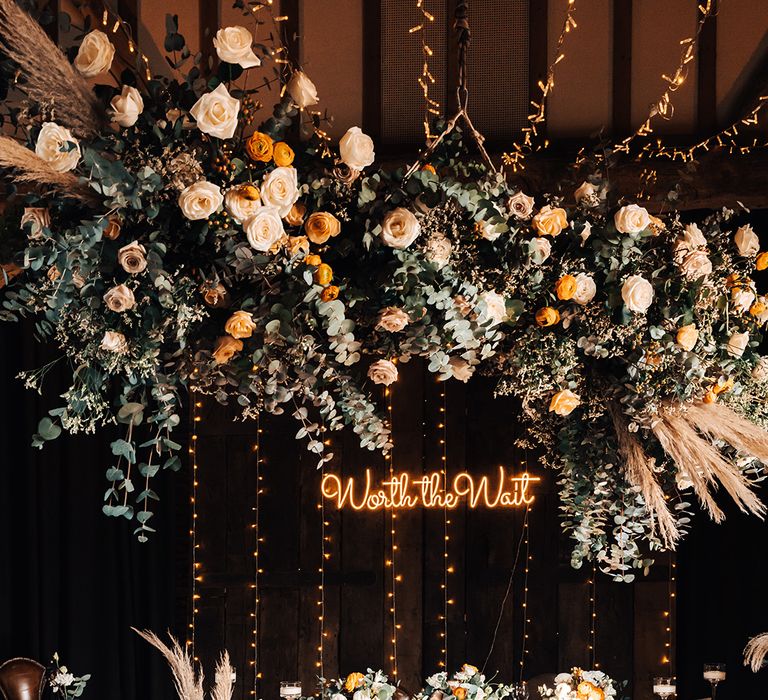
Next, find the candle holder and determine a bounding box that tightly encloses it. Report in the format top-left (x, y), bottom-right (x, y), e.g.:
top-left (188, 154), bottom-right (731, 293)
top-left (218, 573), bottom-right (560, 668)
top-left (510, 681), bottom-right (529, 700)
top-left (652, 677), bottom-right (676, 699)
top-left (281, 681), bottom-right (302, 700)
top-left (703, 663), bottom-right (725, 700)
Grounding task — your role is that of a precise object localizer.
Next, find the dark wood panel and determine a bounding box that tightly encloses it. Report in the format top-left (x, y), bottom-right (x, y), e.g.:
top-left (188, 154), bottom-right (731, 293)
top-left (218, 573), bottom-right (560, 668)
top-left (612, 0), bottom-right (633, 135)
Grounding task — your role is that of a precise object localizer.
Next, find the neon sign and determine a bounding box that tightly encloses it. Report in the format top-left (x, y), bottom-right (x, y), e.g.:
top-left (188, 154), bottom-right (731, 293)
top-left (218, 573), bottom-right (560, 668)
top-left (320, 468), bottom-right (540, 511)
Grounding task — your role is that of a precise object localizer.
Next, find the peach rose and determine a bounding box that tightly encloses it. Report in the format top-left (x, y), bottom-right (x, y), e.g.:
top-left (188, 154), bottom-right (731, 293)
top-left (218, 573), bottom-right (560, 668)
top-left (104, 284), bottom-right (136, 312)
top-left (224, 310), bottom-right (256, 339)
top-left (676, 324), bottom-right (698, 351)
top-left (549, 389), bottom-right (580, 415)
top-left (117, 241), bottom-right (148, 274)
top-left (305, 212), bottom-right (341, 244)
top-left (532, 205), bottom-right (568, 236)
top-left (212, 335), bottom-right (243, 365)
top-left (368, 359), bottom-right (398, 386)
top-left (376, 307), bottom-right (410, 332)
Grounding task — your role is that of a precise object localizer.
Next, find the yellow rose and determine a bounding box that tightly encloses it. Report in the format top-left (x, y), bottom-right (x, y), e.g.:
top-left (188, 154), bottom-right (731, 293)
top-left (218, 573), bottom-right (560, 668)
top-left (549, 389), bottom-right (580, 416)
top-left (321, 285), bottom-right (339, 302)
top-left (344, 673), bottom-right (365, 692)
top-left (285, 202), bottom-right (307, 226)
top-left (756, 252), bottom-right (768, 271)
top-left (305, 212), bottom-right (342, 245)
top-left (676, 324), bottom-right (698, 352)
top-left (224, 310), bottom-right (256, 339)
top-left (314, 263), bottom-right (333, 286)
top-left (535, 306), bottom-right (560, 327)
top-left (273, 141), bottom-right (295, 167)
top-left (245, 131), bottom-right (274, 162)
top-left (556, 274), bottom-right (577, 301)
top-left (212, 335), bottom-right (243, 365)
top-left (532, 205), bottom-right (568, 237)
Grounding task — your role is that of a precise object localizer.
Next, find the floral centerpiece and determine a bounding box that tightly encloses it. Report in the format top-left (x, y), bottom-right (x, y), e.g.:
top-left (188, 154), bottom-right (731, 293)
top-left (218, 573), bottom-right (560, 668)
top-left (420, 664), bottom-right (513, 700)
top-left (323, 670), bottom-right (398, 700)
top-left (538, 669), bottom-right (622, 700)
top-left (48, 653), bottom-right (90, 699)
top-left (1, 0), bottom-right (768, 575)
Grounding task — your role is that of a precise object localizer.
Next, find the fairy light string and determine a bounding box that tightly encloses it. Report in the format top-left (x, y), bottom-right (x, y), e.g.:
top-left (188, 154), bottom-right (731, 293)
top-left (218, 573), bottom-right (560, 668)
top-left (502, 0), bottom-right (578, 172)
top-left (662, 554), bottom-right (677, 672)
top-left (518, 505), bottom-right (531, 680)
top-left (249, 413), bottom-right (263, 696)
top-left (588, 563), bottom-right (598, 669)
top-left (385, 385), bottom-right (400, 680)
top-left (410, 0), bottom-right (440, 140)
top-left (317, 430), bottom-right (331, 678)
top-left (439, 385), bottom-right (450, 669)
top-left (187, 394), bottom-right (202, 662)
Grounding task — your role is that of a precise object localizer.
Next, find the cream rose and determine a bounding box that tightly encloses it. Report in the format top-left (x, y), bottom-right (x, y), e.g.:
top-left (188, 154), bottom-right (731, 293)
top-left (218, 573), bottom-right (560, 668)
top-left (212, 335), bottom-right (243, 365)
top-left (339, 126), bottom-right (375, 171)
top-left (244, 206), bottom-right (285, 252)
top-left (225, 186), bottom-right (262, 224)
top-left (104, 284), bottom-right (135, 312)
top-left (532, 205), bottom-right (568, 236)
top-left (621, 274), bottom-right (654, 313)
top-left (376, 307), bottom-right (410, 332)
top-left (381, 208), bottom-right (420, 249)
top-left (682, 223), bottom-right (707, 248)
top-left (179, 180), bottom-right (223, 220)
top-left (752, 356), bottom-right (768, 381)
top-left (424, 233), bottom-right (451, 267)
top-left (477, 221), bottom-right (501, 241)
top-left (678, 250), bottom-right (713, 280)
top-left (676, 324), bottom-right (698, 351)
top-left (528, 237), bottom-right (551, 264)
top-left (614, 204), bottom-right (651, 234)
top-left (727, 331), bottom-right (749, 358)
top-left (734, 224), bottom-right (760, 257)
top-left (449, 356), bottom-right (474, 383)
top-left (110, 85), bottom-right (144, 128)
top-left (479, 290), bottom-right (507, 326)
top-left (574, 181), bottom-right (599, 206)
top-left (74, 30), bottom-right (115, 77)
top-left (286, 70), bottom-right (319, 109)
top-left (508, 192), bottom-right (534, 219)
top-left (21, 208), bottom-right (50, 238)
top-left (190, 83), bottom-right (240, 139)
top-left (213, 26), bottom-right (261, 68)
top-left (35, 122), bottom-right (80, 173)
top-left (573, 273), bottom-right (596, 305)
top-left (368, 359), bottom-right (398, 386)
top-left (117, 241), bottom-right (148, 274)
top-left (549, 389), bottom-right (580, 416)
top-left (260, 167), bottom-right (299, 217)
top-left (101, 330), bottom-right (128, 353)
top-left (732, 287), bottom-right (756, 314)
top-left (224, 310), bottom-right (256, 339)
top-left (580, 221), bottom-right (592, 247)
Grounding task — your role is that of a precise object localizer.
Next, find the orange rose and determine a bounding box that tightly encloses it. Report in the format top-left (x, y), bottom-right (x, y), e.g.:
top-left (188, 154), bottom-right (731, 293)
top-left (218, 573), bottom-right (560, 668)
top-left (202, 282), bottom-right (229, 308)
top-left (344, 673), bottom-right (365, 692)
top-left (757, 252), bottom-right (768, 271)
top-left (320, 285), bottom-right (339, 302)
top-left (245, 131), bottom-right (274, 162)
top-left (703, 388), bottom-right (718, 404)
top-left (422, 164), bottom-right (436, 175)
top-left (453, 689), bottom-right (467, 700)
top-left (284, 202), bottom-right (307, 226)
top-left (535, 306), bottom-right (560, 327)
top-left (224, 310), bottom-right (256, 339)
top-left (750, 300), bottom-right (768, 317)
top-left (305, 212), bottom-right (341, 245)
top-left (287, 235), bottom-right (310, 258)
top-left (532, 205), bottom-right (568, 236)
top-left (305, 254), bottom-right (322, 267)
top-left (314, 263), bottom-right (333, 286)
top-left (556, 274), bottom-right (577, 301)
top-left (212, 336), bottom-right (243, 365)
top-left (104, 216), bottom-right (122, 240)
top-left (273, 142), bottom-right (295, 167)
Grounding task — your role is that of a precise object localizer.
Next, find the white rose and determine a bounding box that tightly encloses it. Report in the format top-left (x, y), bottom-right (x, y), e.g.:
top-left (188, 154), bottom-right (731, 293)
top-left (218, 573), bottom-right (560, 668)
top-left (21, 208), bottom-right (50, 238)
top-left (35, 122), bottom-right (80, 173)
top-left (213, 26), bottom-right (261, 68)
top-left (353, 690), bottom-right (370, 700)
top-left (110, 85), bottom-right (144, 127)
top-left (190, 83), bottom-right (240, 139)
top-left (727, 331), bottom-right (749, 357)
top-left (178, 180), bottom-right (223, 220)
top-left (225, 186), bottom-right (262, 224)
top-left (381, 208), bottom-right (420, 249)
top-left (478, 221), bottom-right (501, 241)
top-left (614, 204), bottom-right (651, 234)
top-left (287, 70), bottom-right (319, 108)
top-left (553, 674), bottom-right (572, 685)
top-left (732, 287), bottom-right (756, 313)
top-left (528, 237), bottom-right (551, 264)
top-left (574, 181), bottom-right (599, 206)
top-left (449, 356), bottom-right (474, 383)
top-left (339, 126), bottom-right (375, 171)
top-left (580, 221), bottom-right (592, 246)
top-left (678, 250), bottom-right (713, 280)
top-left (682, 222), bottom-right (707, 248)
top-left (103, 284), bottom-right (136, 312)
top-left (368, 359), bottom-right (398, 386)
top-left (479, 290), bottom-right (507, 326)
top-left (331, 694), bottom-right (346, 700)
top-left (260, 167), bottom-right (299, 217)
top-left (425, 233), bottom-right (451, 267)
top-left (74, 29), bottom-right (115, 77)
top-left (376, 307), bottom-right (410, 332)
top-left (752, 356), bottom-right (768, 381)
top-left (621, 274), bottom-right (654, 313)
top-left (244, 206), bottom-right (285, 252)
top-left (53, 672), bottom-right (75, 688)
top-left (508, 191), bottom-right (534, 219)
top-left (101, 330), bottom-right (128, 353)
top-left (573, 273), bottom-right (596, 304)
top-left (734, 224), bottom-right (760, 257)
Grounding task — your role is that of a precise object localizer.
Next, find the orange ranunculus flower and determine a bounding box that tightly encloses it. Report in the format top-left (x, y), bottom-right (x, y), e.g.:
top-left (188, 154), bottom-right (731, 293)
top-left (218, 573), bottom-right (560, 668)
top-left (245, 131), bottom-right (274, 162)
top-left (314, 263), bottom-right (333, 286)
top-left (305, 254), bottom-right (322, 267)
top-left (757, 252), bottom-right (768, 271)
top-left (535, 306), bottom-right (560, 327)
top-left (453, 689), bottom-right (467, 700)
top-left (212, 336), bottom-right (243, 365)
top-left (576, 681), bottom-right (596, 699)
top-left (344, 673), bottom-right (365, 692)
top-left (422, 164), bottom-right (436, 175)
top-left (320, 285), bottom-right (339, 302)
top-left (556, 274), bottom-right (578, 301)
top-left (240, 184), bottom-right (260, 201)
top-left (305, 211), bottom-right (342, 244)
top-left (273, 141), bottom-right (295, 167)
top-left (713, 377), bottom-right (734, 395)
top-left (703, 388), bottom-right (718, 404)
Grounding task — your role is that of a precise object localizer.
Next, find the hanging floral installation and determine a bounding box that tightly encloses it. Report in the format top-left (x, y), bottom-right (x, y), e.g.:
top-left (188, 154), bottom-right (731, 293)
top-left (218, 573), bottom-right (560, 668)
top-left (0, 0), bottom-right (767, 578)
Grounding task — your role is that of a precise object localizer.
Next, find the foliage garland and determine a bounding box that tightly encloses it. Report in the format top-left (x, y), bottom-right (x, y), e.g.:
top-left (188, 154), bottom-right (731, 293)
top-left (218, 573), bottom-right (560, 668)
top-left (1, 1), bottom-right (767, 578)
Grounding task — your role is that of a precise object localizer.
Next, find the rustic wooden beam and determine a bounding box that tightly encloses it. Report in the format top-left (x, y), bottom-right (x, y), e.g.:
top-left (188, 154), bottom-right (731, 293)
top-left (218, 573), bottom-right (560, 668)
top-left (362, 0), bottom-right (382, 139)
top-left (696, 0), bottom-right (718, 135)
top-left (612, 0), bottom-right (633, 135)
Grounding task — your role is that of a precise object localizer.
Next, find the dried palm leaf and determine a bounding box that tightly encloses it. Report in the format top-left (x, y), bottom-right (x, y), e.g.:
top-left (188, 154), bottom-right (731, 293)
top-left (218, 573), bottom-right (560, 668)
top-left (0, 0), bottom-right (103, 137)
top-left (132, 628), bottom-right (204, 700)
top-left (211, 651), bottom-right (236, 700)
top-left (609, 403), bottom-right (679, 547)
top-left (688, 402), bottom-right (768, 465)
top-left (744, 632), bottom-right (768, 672)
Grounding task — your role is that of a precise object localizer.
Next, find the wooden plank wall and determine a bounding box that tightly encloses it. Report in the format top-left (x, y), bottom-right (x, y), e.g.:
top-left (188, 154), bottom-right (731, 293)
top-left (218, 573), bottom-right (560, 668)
top-left (193, 360), bottom-right (674, 700)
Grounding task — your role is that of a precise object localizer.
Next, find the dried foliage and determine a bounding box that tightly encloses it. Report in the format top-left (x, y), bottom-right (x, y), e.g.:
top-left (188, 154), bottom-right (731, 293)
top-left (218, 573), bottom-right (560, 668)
top-left (745, 633), bottom-right (768, 672)
top-left (211, 652), bottom-right (235, 700)
top-left (132, 628), bottom-right (204, 700)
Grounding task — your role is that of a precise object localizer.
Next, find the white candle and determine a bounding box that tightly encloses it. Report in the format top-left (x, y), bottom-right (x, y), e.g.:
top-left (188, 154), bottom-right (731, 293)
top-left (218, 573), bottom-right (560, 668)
top-left (281, 687), bottom-right (302, 696)
top-left (703, 671), bottom-right (726, 682)
top-left (653, 683), bottom-right (676, 694)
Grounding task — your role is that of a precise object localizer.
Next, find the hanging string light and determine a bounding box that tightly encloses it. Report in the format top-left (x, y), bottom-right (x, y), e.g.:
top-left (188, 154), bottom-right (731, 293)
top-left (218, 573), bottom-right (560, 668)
top-left (518, 505), bottom-right (531, 680)
top-left (98, 4), bottom-right (152, 80)
top-left (187, 395), bottom-right (202, 662)
top-left (502, 0), bottom-right (579, 172)
top-left (409, 0), bottom-right (441, 140)
top-left (385, 386), bottom-right (400, 680)
top-left (438, 386), bottom-right (450, 669)
top-left (661, 554), bottom-right (677, 670)
top-left (588, 562), bottom-right (598, 669)
top-left (249, 414), bottom-right (264, 696)
top-left (317, 432), bottom-right (332, 678)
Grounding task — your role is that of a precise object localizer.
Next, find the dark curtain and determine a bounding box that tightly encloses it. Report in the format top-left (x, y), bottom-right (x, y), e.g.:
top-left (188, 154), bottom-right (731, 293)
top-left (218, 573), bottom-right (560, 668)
top-left (0, 319), bottom-right (187, 699)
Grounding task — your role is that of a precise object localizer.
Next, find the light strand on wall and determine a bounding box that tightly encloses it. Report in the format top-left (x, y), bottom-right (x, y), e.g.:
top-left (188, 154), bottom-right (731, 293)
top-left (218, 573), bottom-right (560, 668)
top-left (98, 5), bottom-right (152, 80)
top-left (588, 562), bottom-right (598, 669)
top-left (438, 385), bottom-right (450, 669)
top-left (410, 0), bottom-right (440, 141)
top-left (317, 432), bottom-right (331, 678)
top-left (661, 554), bottom-right (677, 672)
top-left (249, 413), bottom-right (263, 696)
top-left (518, 506), bottom-right (531, 680)
top-left (502, 0), bottom-right (578, 172)
top-left (187, 395), bottom-right (202, 662)
top-left (385, 386), bottom-right (400, 680)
